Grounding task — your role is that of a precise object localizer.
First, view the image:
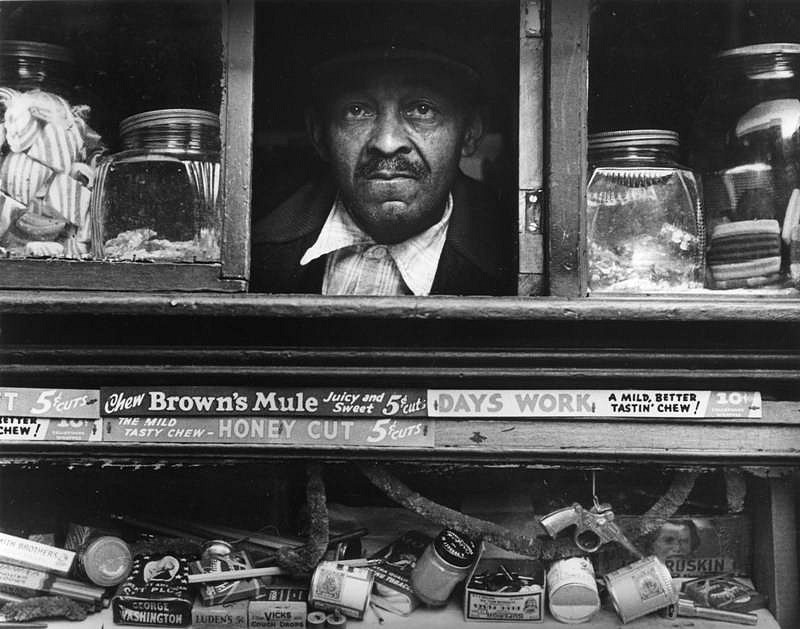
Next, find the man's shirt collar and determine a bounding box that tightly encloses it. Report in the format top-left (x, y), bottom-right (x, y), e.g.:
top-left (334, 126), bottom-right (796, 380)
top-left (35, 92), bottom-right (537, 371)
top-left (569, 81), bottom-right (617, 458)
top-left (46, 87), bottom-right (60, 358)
top-left (299, 194), bottom-right (453, 296)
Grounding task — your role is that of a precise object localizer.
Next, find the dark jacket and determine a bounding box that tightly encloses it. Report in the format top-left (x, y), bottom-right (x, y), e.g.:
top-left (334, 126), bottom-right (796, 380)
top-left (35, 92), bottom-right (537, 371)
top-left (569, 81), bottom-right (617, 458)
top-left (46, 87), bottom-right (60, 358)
top-left (250, 173), bottom-right (512, 295)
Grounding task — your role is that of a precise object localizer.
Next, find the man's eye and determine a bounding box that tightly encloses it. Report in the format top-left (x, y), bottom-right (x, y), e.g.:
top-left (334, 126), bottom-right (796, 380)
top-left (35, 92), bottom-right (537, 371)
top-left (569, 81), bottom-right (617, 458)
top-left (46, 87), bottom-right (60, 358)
top-left (404, 103), bottom-right (437, 120)
top-left (343, 104), bottom-right (372, 119)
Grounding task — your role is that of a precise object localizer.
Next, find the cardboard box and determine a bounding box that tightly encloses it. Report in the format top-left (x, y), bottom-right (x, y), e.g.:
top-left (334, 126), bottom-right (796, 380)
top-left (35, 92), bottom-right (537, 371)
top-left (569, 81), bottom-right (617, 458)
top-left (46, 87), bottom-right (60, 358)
top-left (191, 600), bottom-right (248, 629)
top-left (464, 556), bottom-right (545, 622)
top-left (596, 515), bottom-right (751, 578)
top-left (248, 599), bottom-right (307, 629)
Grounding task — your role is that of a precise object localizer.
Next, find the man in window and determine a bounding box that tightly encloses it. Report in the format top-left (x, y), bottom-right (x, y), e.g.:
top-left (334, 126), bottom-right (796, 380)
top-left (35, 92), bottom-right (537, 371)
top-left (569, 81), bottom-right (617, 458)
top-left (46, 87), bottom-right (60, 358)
top-left (250, 14), bottom-right (512, 296)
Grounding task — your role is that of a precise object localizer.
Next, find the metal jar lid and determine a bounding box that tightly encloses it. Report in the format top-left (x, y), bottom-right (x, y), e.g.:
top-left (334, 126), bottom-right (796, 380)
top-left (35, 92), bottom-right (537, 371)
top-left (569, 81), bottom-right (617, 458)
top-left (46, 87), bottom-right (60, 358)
top-left (80, 535), bottom-right (133, 587)
top-left (0, 40), bottom-right (75, 96)
top-left (432, 530), bottom-right (478, 569)
top-left (0, 40), bottom-right (75, 64)
top-left (716, 43), bottom-right (800, 80)
top-left (119, 108), bottom-right (221, 153)
top-left (589, 129), bottom-right (680, 151)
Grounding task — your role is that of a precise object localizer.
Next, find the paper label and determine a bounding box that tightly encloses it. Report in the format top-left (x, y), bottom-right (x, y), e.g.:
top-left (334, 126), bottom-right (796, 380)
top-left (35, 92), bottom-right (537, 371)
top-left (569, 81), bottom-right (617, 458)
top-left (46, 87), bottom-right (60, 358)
top-left (0, 417), bottom-right (101, 441)
top-left (103, 417), bottom-right (434, 447)
top-left (101, 388), bottom-right (426, 417)
top-left (428, 390), bottom-right (761, 418)
top-left (0, 388), bottom-right (99, 419)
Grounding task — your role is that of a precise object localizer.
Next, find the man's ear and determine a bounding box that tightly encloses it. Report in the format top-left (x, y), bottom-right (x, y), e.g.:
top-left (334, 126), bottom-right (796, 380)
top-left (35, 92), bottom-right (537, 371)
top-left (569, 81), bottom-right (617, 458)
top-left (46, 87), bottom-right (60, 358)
top-left (461, 112), bottom-right (484, 158)
top-left (305, 106), bottom-right (330, 162)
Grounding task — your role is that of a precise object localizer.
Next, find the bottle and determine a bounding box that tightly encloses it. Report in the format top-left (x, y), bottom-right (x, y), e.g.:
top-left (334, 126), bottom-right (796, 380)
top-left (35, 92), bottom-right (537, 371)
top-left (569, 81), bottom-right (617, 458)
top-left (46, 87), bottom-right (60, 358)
top-left (410, 529), bottom-right (478, 607)
top-left (587, 129), bottom-right (704, 293)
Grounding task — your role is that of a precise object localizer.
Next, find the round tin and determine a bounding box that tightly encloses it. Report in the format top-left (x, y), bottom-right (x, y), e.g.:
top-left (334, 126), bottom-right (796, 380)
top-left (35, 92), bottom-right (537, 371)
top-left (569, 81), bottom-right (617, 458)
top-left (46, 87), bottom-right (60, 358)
top-left (603, 555), bottom-right (677, 624)
top-left (547, 557), bottom-right (600, 624)
top-left (325, 611), bottom-right (347, 628)
top-left (78, 535), bottom-right (133, 587)
top-left (306, 611), bottom-right (327, 628)
top-left (309, 562), bottom-right (374, 620)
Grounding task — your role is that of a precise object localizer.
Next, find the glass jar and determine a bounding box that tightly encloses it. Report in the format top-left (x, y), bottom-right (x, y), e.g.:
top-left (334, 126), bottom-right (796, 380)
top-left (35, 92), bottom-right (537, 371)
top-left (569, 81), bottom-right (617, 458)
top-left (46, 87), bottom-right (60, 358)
top-left (587, 130), bottom-right (705, 293)
top-left (410, 529), bottom-right (478, 607)
top-left (0, 41), bottom-right (101, 260)
top-left (691, 43), bottom-right (800, 290)
top-left (90, 108), bottom-right (221, 262)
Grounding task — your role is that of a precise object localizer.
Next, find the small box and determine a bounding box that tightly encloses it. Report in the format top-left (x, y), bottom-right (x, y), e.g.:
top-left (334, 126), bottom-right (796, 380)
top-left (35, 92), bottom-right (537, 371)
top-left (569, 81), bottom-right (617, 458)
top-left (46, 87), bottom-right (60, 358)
top-left (112, 554), bottom-right (192, 627)
top-left (464, 556), bottom-right (545, 622)
top-left (596, 515), bottom-right (751, 578)
top-left (0, 531), bottom-right (75, 576)
top-left (192, 600), bottom-right (248, 629)
top-left (248, 599), bottom-right (307, 629)
top-left (257, 585), bottom-right (309, 602)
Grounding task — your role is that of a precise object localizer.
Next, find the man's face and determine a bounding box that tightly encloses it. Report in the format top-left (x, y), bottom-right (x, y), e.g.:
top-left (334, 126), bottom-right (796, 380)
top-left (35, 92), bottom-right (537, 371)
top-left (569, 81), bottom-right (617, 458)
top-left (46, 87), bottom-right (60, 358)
top-left (652, 523), bottom-right (694, 560)
top-left (311, 62), bottom-right (480, 244)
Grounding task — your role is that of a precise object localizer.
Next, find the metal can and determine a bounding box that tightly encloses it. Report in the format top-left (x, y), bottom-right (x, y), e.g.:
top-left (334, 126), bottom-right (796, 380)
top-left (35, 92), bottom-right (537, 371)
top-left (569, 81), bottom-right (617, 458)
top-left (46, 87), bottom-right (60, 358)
top-left (603, 555), bottom-right (677, 624)
top-left (64, 524), bottom-right (132, 587)
top-left (547, 557), bottom-right (600, 623)
top-left (308, 562), bottom-right (373, 620)
top-left (410, 529), bottom-right (478, 607)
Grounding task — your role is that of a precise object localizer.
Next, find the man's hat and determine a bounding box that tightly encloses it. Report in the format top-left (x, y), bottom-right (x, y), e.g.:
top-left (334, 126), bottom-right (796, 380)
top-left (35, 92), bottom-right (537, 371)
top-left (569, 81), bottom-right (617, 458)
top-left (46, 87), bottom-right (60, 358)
top-left (307, 5), bottom-right (488, 103)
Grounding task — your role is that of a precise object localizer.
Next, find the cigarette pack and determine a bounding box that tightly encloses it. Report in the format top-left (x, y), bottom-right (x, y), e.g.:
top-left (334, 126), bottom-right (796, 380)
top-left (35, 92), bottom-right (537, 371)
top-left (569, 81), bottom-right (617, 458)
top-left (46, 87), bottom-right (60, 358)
top-left (248, 599), bottom-right (307, 629)
top-left (112, 554), bottom-right (192, 627)
top-left (0, 531), bottom-right (74, 576)
top-left (191, 600), bottom-right (248, 629)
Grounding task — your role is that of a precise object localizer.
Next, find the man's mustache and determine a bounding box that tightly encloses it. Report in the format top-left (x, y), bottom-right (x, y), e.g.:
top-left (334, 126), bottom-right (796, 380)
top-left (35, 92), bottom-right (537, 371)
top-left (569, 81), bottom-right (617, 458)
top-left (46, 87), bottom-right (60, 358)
top-left (355, 156), bottom-right (428, 179)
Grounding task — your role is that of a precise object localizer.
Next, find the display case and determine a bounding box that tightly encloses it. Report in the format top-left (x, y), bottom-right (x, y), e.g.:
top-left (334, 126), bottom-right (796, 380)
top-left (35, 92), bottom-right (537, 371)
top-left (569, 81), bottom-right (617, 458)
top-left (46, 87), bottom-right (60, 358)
top-left (0, 1), bottom-right (251, 291)
top-left (0, 1), bottom-right (799, 629)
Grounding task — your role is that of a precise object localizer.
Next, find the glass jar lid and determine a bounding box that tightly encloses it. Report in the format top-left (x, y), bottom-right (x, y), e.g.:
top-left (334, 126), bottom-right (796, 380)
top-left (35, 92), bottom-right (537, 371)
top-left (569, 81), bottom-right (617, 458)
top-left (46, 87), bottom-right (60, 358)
top-left (589, 129), bottom-right (680, 152)
top-left (119, 108), bottom-right (221, 153)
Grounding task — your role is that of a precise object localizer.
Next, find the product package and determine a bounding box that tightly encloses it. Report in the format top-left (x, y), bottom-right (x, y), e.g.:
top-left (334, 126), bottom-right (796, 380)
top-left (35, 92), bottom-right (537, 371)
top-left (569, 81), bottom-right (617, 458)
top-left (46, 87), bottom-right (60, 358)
top-left (464, 555), bottom-right (545, 622)
top-left (112, 554), bottom-right (192, 627)
top-left (191, 600), bottom-right (248, 629)
top-left (596, 515), bottom-right (751, 578)
top-left (189, 548), bottom-right (265, 605)
top-left (249, 599), bottom-right (307, 629)
top-left (368, 530), bottom-right (432, 615)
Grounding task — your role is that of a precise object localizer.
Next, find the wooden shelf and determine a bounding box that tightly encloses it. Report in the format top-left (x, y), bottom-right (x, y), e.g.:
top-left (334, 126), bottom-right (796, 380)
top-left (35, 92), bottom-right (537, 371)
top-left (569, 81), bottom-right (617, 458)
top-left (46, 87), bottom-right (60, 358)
top-left (2, 290), bottom-right (800, 321)
top-left (40, 599), bottom-right (781, 629)
top-left (1, 400), bottom-right (799, 465)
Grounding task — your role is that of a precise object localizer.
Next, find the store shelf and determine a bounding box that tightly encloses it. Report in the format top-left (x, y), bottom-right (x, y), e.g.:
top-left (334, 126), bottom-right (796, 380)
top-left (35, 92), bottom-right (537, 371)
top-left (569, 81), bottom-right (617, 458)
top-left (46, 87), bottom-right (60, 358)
top-left (0, 402), bottom-right (798, 465)
top-left (39, 600), bottom-right (781, 629)
top-left (2, 291), bottom-right (800, 321)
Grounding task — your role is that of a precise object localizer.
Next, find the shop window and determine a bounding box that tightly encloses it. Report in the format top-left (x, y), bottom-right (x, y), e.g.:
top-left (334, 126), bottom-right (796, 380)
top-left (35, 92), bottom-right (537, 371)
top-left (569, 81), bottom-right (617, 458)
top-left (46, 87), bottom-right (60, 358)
top-left (0, 0), bottom-right (249, 291)
top-left (249, 1), bottom-right (520, 297)
top-left (581, 0), bottom-right (800, 297)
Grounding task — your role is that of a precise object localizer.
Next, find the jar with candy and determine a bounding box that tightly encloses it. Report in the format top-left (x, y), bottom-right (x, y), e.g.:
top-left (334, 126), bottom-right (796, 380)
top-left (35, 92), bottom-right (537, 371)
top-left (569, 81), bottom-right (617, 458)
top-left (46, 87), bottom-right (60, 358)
top-left (90, 108), bottom-right (221, 262)
top-left (0, 41), bottom-right (103, 259)
top-left (410, 529), bottom-right (478, 607)
top-left (691, 43), bottom-right (800, 290)
top-left (586, 130), bottom-right (705, 293)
